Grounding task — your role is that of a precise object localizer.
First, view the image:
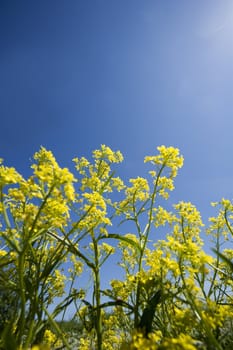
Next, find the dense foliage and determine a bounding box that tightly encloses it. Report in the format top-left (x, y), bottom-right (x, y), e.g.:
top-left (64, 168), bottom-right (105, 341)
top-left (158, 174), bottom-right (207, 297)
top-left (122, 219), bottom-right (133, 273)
top-left (1, 145), bottom-right (233, 350)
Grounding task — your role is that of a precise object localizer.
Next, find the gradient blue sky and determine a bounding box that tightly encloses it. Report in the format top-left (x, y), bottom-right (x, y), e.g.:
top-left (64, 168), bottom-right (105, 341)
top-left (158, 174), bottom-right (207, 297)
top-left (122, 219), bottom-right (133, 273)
top-left (1, 0), bottom-right (233, 227)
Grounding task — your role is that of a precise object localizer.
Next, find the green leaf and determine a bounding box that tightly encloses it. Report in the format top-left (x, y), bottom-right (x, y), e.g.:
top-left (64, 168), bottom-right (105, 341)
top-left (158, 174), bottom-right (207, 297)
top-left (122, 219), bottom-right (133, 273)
top-left (213, 249), bottom-right (233, 272)
top-left (98, 233), bottom-right (141, 252)
top-left (47, 231), bottom-right (95, 269)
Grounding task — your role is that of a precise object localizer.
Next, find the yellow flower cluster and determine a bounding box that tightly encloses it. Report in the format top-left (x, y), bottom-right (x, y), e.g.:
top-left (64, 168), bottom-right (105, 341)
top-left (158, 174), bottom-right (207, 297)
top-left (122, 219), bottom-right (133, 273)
top-left (47, 269), bottom-right (66, 298)
top-left (69, 254), bottom-right (83, 276)
top-left (144, 145), bottom-right (184, 177)
top-left (99, 242), bottom-right (115, 256)
top-left (31, 345), bottom-right (50, 350)
top-left (0, 249), bottom-right (7, 257)
top-left (43, 329), bottom-right (56, 345)
top-left (2, 145), bottom-right (233, 350)
top-left (126, 177), bottom-right (150, 202)
top-left (0, 163), bottom-right (23, 185)
top-left (208, 198), bottom-right (233, 241)
top-left (160, 333), bottom-right (197, 350)
top-left (1, 147), bottom-right (77, 237)
top-left (122, 331), bottom-right (197, 350)
top-left (118, 233), bottom-right (140, 270)
top-left (92, 144), bottom-right (123, 164)
top-left (100, 311), bottom-right (127, 349)
top-left (152, 206), bottom-right (175, 227)
top-left (110, 279), bottom-right (134, 300)
top-left (72, 145), bottom-right (124, 233)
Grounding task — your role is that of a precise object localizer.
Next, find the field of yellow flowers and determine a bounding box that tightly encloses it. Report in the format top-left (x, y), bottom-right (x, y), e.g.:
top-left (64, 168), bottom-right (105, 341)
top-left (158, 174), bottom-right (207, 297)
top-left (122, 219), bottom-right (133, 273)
top-left (1, 145), bottom-right (233, 350)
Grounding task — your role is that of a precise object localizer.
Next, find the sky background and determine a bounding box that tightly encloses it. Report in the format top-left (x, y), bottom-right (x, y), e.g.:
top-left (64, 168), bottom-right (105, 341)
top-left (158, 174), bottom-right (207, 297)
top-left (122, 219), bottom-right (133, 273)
top-left (1, 1), bottom-right (233, 235)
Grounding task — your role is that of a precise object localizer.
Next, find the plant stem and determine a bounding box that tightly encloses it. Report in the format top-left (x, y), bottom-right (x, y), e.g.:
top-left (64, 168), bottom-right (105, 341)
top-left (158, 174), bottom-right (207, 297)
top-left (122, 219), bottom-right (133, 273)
top-left (17, 250), bottom-right (26, 346)
top-left (93, 236), bottom-right (102, 350)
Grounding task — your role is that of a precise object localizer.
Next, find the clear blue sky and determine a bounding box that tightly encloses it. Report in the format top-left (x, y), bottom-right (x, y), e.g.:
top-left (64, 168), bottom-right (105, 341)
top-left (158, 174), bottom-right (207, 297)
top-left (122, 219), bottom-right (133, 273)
top-left (1, 0), bottom-right (233, 225)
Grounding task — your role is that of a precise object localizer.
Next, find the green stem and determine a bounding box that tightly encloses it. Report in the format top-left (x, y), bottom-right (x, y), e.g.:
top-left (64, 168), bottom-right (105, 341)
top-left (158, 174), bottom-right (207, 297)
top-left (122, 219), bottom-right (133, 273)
top-left (134, 165), bottom-right (165, 328)
top-left (0, 185), bottom-right (11, 229)
top-left (29, 183), bottom-right (56, 236)
top-left (178, 257), bottom-right (222, 350)
top-left (17, 251), bottom-right (27, 345)
top-left (208, 227), bottom-right (221, 298)
top-left (93, 236), bottom-right (102, 350)
top-left (24, 320), bottom-right (36, 349)
top-left (43, 307), bottom-right (72, 350)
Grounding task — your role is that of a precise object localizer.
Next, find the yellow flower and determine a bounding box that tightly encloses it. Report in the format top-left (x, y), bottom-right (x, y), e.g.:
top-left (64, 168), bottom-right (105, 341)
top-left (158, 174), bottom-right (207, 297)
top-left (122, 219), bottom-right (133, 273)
top-left (123, 331), bottom-right (160, 349)
top-left (111, 176), bottom-right (125, 191)
top-left (47, 270), bottom-right (66, 298)
top-left (100, 242), bottom-right (115, 255)
top-left (43, 329), bottom-right (56, 345)
top-left (92, 144), bottom-right (123, 163)
top-left (144, 145), bottom-right (183, 177)
top-left (126, 177), bottom-right (150, 202)
top-left (0, 165), bottom-right (23, 185)
top-left (79, 337), bottom-right (91, 350)
top-left (153, 206), bottom-right (175, 227)
top-left (69, 255), bottom-right (83, 275)
top-left (0, 249), bottom-right (7, 257)
top-left (83, 191), bottom-right (106, 210)
top-left (161, 333), bottom-right (197, 350)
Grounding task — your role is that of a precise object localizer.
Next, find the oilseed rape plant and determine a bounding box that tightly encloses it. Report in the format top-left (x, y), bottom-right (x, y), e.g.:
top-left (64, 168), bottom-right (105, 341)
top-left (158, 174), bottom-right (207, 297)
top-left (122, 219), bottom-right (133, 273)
top-left (0, 145), bottom-right (233, 349)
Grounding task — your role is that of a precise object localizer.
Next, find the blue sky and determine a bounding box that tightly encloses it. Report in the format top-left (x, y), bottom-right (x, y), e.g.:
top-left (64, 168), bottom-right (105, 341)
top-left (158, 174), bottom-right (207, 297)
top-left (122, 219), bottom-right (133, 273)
top-left (1, 0), bottom-right (233, 226)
